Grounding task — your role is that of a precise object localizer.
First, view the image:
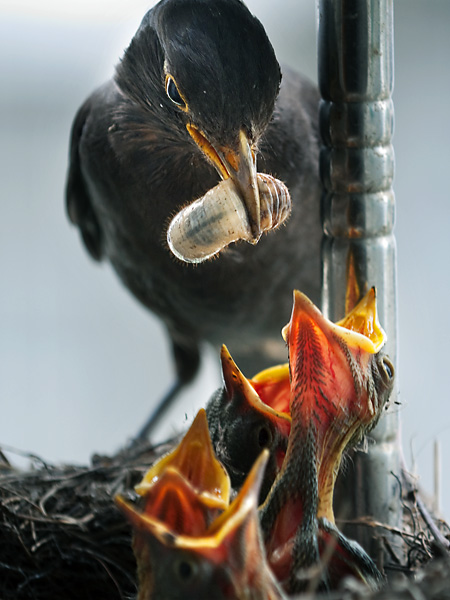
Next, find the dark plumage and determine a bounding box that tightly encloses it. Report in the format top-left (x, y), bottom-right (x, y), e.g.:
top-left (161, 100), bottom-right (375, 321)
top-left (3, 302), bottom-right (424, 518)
top-left (66, 0), bottom-right (321, 434)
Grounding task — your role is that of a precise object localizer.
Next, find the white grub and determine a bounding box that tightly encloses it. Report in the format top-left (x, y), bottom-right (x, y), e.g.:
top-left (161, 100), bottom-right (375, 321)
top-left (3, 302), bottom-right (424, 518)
top-left (167, 174), bottom-right (291, 263)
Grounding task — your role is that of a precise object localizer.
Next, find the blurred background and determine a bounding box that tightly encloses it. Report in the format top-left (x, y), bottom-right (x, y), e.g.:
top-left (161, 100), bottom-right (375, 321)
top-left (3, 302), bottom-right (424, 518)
top-left (1, 0), bottom-right (449, 516)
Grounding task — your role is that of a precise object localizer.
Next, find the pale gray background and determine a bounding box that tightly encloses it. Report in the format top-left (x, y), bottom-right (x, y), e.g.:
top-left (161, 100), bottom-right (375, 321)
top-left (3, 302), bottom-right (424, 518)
top-left (1, 1), bottom-right (449, 516)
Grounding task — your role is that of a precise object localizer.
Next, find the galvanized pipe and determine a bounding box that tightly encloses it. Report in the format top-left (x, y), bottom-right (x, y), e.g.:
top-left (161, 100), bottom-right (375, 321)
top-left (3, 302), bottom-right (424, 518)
top-left (318, 0), bottom-right (401, 559)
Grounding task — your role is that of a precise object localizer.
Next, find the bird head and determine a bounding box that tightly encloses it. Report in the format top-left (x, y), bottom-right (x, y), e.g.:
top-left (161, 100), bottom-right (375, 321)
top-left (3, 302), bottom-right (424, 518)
top-left (116, 0), bottom-right (281, 240)
top-left (207, 345), bottom-right (290, 499)
top-left (260, 290), bottom-right (392, 591)
top-left (118, 450), bottom-right (285, 599)
top-left (116, 408), bottom-right (231, 597)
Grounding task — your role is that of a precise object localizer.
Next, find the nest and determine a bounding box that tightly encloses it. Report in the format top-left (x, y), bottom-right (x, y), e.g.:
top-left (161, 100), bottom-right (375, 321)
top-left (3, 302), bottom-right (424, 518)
top-left (1, 441), bottom-right (449, 600)
top-left (0, 441), bottom-right (173, 600)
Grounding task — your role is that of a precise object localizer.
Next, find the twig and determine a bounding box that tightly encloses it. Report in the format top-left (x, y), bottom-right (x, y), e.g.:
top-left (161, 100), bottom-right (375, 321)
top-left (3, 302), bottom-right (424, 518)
top-left (416, 494), bottom-right (450, 553)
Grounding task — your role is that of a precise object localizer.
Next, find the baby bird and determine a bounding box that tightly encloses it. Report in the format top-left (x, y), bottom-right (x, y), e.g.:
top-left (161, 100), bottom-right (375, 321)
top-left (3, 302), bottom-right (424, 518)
top-left (260, 290), bottom-right (394, 593)
top-left (117, 448), bottom-right (286, 599)
top-left (207, 345), bottom-right (290, 500)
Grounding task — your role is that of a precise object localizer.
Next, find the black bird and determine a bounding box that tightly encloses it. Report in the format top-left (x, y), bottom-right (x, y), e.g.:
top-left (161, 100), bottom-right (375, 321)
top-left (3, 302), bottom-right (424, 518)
top-left (66, 0), bottom-right (321, 437)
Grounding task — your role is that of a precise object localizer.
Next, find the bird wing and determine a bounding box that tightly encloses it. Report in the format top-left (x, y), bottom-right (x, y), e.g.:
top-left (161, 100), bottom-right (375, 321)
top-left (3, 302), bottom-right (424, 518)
top-left (65, 92), bottom-right (104, 261)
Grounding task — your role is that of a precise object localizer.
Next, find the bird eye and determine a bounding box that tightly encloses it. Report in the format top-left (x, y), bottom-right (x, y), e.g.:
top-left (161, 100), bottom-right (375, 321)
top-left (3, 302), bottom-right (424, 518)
top-left (174, 557), bottom-right (198, 583)
top-left (381, 356), bottom-right (394, 381)
top-left (257, 424), bottom-right (273, 449)
top-left (165, 75), bottom-right (186, 109)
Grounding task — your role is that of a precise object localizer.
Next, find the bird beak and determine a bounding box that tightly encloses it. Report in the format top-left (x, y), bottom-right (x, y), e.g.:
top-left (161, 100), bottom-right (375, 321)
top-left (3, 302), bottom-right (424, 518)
top-left (282, 291), bottom-right (380, 356)
top-left (183, 450), bottom-right (282, 598)
top-left (221, 345), bottom-right (291, 430)
top-left (205, 448), bottom-right (268, 542)
top-left (187, 125), bottom-right (261, 240)
top-left (336, 286), bottom-right (386, 352)
top-left (118, 467), bottom-right (216, 537)
top-left (135, 408), bottom-right (230, 512)
top-left (251, 363), bottom-right (291, 417)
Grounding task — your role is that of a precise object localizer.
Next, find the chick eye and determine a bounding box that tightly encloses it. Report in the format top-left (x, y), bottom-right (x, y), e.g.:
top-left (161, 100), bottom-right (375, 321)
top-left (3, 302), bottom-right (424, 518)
top-left (174, 557), bottom-right (198, 583)
top-left (382, 357), bottom-right (394, 378)
top-left (165, 75), bottom-right (186, 108)
top-left (380, 356), bottom-right (395, 382)
top-left (257, 424), bottom-right (273, 449)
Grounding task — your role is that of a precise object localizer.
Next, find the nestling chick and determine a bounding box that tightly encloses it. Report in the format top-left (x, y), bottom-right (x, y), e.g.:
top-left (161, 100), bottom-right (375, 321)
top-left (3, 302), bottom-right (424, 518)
top-left (207, 345), bottom-right (290, 500)
top-left (260, 290), bottom-right (394, 593)
top-left (117, 448), bottom-right (287, 599)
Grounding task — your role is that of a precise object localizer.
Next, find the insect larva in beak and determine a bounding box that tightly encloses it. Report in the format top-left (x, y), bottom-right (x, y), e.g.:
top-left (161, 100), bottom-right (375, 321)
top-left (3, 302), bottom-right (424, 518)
top-left (167, 174), bottom-right (291, 263)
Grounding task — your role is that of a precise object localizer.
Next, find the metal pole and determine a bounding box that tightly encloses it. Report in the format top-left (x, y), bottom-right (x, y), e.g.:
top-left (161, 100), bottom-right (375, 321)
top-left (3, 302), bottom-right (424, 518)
top-left (318, 0), bottom-right (401, 561)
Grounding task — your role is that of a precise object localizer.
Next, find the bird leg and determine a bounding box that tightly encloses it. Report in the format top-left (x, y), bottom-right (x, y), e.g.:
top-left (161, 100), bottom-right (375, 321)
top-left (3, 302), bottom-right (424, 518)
top-left (132, 338), bottom-right (201, 443)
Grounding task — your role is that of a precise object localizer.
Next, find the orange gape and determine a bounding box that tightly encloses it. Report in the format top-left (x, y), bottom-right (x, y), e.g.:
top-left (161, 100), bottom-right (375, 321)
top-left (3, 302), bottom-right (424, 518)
top-left (135, 408), bottom-right (230, 520)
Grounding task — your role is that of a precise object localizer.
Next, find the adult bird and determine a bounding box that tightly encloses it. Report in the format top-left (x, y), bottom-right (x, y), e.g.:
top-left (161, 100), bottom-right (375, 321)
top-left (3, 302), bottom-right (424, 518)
top-left (66, 0), bottom-right (321, 437)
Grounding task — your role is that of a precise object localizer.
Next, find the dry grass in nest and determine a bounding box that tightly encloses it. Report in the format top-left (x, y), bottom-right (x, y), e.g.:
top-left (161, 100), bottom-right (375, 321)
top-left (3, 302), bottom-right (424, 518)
top-left (0, 440), bottom-right (173, 600)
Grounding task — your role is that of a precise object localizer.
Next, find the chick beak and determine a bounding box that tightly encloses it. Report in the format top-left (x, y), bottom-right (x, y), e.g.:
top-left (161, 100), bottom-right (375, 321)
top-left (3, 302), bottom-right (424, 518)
top-left (251, 363), bottom-right (291, 417)
top-left (283, 290), bottom-right (380, 422)
top-left (221, 344), bottom-right (291, 432)
top-left (206, 448), bottom-right (268, 542)
top-left (187, 125), bottom-right (261, 240)
top-left (197, 450), bottom-right (284, 599)
top-left (118, 467), bottom-right (214, 537)
top-left (136, 408), bottom-right (230, 513)
top-left (336, 286), bottom-right (386, 352)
